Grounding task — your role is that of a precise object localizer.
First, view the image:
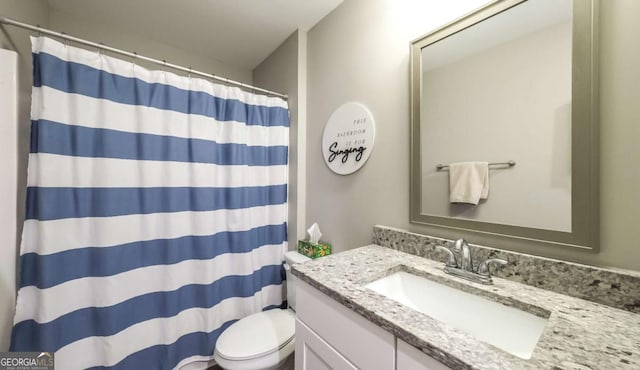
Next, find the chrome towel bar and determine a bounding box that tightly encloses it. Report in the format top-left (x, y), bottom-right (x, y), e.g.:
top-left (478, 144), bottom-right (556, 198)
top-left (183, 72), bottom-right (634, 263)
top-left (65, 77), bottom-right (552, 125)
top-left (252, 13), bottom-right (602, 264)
top-left (436, 160), bottom-right (516, 171)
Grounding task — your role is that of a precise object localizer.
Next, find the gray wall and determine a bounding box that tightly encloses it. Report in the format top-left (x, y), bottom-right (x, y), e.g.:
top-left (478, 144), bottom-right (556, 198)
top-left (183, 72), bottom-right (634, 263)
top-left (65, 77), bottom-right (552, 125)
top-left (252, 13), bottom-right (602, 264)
top-left (306, 0), bottom-right (640, 271)
top-left (253, 30), bottom-right (306, 249)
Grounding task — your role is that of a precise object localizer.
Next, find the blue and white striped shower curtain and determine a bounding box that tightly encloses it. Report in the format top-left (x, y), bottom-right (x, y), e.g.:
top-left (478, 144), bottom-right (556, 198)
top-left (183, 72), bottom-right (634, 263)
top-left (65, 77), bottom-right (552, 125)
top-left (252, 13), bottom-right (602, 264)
top-left (11, 36), bottom-right (289, 369)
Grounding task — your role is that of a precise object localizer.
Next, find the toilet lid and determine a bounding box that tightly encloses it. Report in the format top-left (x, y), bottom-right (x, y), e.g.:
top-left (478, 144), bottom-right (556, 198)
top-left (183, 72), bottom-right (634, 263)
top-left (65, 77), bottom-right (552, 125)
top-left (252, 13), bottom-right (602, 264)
top-left (215, 309), bottom-right (295, 361)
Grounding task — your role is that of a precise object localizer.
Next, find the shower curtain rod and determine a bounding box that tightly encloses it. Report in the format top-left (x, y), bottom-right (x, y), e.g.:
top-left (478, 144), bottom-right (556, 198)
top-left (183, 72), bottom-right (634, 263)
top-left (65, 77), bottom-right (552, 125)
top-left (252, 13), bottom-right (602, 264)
top-left (0, 16), bottom-right (288, 100)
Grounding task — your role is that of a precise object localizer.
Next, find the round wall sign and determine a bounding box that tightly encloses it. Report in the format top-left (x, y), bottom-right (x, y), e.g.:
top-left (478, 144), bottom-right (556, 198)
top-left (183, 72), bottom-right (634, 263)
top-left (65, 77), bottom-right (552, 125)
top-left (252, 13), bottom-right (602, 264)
top-left (322, 102), bottom-right (376, 175)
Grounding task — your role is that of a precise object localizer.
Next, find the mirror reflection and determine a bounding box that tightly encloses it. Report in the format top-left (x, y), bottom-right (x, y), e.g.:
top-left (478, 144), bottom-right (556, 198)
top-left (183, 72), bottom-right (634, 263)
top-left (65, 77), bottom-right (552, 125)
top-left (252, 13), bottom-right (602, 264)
top-left (420, 0), bottom-right (572, 232)
top-left (410, 0), bottom-right (599, 251)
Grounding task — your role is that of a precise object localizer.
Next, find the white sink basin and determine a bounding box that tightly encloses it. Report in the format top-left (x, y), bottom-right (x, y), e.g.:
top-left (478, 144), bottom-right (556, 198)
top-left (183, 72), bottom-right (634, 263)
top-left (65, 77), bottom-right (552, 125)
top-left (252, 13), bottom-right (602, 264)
top-left (365, 271), bottom-right (548, 359)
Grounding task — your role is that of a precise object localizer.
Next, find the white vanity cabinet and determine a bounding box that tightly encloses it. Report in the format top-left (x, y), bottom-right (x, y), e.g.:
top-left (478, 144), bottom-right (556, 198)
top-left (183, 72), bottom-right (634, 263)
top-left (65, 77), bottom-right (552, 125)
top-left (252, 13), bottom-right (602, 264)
top-left (295, 319), bottom-right (357, 370)
top-left (295, 280), bottom-right (451, 370)
top-left (295, 280), bottom-right (395, 369)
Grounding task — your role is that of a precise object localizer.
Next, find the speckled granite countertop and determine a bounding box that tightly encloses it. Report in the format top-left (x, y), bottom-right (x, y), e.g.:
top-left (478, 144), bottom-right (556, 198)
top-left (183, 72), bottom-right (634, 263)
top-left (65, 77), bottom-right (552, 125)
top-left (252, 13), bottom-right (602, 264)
top-left (292, 245), bottom-right (640, 370)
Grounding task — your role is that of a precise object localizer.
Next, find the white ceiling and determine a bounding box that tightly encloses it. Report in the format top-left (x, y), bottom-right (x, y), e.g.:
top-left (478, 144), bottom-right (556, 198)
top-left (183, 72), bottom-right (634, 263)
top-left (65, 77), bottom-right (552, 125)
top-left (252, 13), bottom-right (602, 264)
top-left (47, 0), bottom-right (343, 70)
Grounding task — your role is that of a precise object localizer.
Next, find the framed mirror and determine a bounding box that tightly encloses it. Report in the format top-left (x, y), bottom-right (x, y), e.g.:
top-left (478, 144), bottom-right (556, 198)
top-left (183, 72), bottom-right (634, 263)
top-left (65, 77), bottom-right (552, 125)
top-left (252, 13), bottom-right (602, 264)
top-left (410, 0), bottom-right (599, 251)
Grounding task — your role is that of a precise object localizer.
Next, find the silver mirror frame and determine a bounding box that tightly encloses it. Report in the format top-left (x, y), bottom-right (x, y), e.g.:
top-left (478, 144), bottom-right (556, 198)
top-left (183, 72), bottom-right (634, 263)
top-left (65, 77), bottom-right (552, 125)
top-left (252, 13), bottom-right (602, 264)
top-left (410, 0), bottom-right (599, 251)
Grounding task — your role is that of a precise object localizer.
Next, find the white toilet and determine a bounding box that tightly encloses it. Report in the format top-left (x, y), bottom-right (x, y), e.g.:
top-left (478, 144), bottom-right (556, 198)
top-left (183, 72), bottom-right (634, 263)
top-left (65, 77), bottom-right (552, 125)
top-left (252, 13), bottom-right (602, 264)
top-left (213, 251), bottom-right (311, 370)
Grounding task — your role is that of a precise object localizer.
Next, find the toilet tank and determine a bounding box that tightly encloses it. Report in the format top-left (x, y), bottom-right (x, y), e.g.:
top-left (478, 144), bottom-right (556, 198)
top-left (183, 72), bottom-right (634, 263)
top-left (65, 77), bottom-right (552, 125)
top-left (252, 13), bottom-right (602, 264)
top-left (284, 251), bottom-right (311, 311)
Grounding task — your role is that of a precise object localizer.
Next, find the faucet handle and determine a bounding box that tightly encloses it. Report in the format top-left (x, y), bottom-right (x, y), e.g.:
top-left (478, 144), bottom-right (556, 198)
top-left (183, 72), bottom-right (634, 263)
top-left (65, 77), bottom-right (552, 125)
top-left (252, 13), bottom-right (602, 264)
top-left (477, 258), bottom-right (508, 276)
top-left (435, 245), bottom-right (457, 268)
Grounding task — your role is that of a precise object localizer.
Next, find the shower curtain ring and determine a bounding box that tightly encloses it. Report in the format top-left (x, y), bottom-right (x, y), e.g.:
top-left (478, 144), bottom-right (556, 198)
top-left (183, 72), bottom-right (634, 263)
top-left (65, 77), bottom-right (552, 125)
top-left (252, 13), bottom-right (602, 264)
top-left (61, 32), bottom-right (68, 47)
top-left (97, 42), bottom-right (105, 56)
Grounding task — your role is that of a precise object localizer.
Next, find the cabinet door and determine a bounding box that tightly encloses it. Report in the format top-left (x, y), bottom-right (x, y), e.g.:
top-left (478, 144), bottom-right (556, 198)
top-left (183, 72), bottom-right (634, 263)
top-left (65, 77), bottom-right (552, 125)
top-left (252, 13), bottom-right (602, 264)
top-left (397, 339), bottom-right (452, 370)
top-left (296, 281), bottom-right (395, 369)
top-left (295, 318), bottom-right (357, 370)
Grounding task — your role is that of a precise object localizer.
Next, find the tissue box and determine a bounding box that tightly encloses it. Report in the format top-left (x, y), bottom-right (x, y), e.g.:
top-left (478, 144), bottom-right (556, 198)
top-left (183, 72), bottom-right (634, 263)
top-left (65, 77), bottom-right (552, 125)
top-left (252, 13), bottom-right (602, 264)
top-left (297, 240), bottom-right (332, 259)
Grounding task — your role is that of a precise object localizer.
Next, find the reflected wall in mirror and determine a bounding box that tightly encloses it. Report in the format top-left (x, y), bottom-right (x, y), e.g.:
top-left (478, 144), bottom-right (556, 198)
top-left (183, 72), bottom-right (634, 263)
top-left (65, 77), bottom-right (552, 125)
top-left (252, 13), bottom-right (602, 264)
top-left (410, 0), bottom-right (599, 251)
top-left (422, 0), bottom-right (572, 232)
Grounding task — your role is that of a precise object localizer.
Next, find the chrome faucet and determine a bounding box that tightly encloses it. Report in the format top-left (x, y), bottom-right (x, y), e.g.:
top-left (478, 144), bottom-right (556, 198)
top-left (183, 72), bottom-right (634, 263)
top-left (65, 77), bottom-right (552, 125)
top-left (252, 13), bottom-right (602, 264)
top-left (435, 238), bottom-right (507, 284)
top-left (452, 238), bottom-right (472, 272)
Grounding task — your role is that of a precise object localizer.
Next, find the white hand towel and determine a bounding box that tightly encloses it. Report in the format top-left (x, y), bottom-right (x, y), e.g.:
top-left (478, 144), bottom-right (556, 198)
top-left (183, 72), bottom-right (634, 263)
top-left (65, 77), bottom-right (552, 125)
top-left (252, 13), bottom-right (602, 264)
top-left (448, 161), bottom-right (489, 205)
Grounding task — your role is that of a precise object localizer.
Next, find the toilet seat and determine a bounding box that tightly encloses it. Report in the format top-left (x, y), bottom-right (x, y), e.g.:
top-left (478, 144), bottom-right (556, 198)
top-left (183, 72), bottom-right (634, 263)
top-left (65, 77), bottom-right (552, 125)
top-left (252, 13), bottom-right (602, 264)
top-left (214, 309), bottom-right (295, 362)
